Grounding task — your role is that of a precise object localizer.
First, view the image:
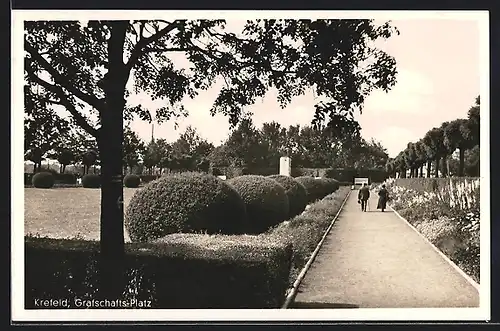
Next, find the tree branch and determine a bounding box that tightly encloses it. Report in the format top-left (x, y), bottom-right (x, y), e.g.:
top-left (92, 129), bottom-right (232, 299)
top-left (26, 68), bottom-right (99, 137)
top-left (143, 47), bottom-right (190, 53)
top-left (125, 20), bottom-right (184, 72)
top-left (24, 40), bottom-right (106, 112)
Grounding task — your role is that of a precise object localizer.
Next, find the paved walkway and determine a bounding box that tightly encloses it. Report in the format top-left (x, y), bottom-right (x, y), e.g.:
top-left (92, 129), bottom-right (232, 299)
top-left (291, 190), bottom-right (479, 308)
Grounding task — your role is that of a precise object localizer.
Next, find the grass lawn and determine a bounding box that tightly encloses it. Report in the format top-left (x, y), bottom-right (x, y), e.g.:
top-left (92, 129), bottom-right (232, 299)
top-left (24, 187), bottom-right (139, 242)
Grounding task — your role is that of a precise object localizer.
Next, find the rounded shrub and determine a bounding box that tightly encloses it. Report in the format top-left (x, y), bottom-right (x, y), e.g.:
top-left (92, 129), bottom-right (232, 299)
top-left (124, 174), bottom-right (141, 188)
top-left (32, 172), bottom-right (55, 188)
top-left (319, 178), bottom-right (340, 197)
top-left (82, 174), bottom-right (101, 188)
top-left (36, 167), bottom-right (59, 176)
top-left (268, 175), bottom-right (308, 218)
top-left (227, 175), bottom-right (289, 234)
top-left (294, 176), bottom-right (326, 203)
top-left (125, 172), bottom-right (248, 242)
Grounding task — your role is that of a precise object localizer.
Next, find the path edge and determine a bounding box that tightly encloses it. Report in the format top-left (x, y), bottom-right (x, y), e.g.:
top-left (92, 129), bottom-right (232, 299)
top-left (388, 204), bottom-right (480, 293)
top-left (281, 189), bottom-right (351, 309)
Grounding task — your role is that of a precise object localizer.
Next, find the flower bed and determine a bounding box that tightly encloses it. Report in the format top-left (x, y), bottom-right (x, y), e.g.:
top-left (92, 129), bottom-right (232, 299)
top-left (373, 178), bottom-right (480, 283)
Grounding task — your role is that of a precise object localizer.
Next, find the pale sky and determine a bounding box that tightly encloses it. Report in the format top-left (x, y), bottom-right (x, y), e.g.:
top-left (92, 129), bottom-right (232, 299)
top-left (124, 18), bottom-right (480, 158)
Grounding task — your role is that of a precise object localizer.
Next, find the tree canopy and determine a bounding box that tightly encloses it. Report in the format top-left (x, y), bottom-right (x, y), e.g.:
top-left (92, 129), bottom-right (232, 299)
top-left (387, 96), bottom-right (480, 178)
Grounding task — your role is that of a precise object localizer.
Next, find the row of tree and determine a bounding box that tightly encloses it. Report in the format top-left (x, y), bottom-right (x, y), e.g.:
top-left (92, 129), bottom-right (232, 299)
top-left (208, 117), bottom-right (389, 171)
top-left (26, 115), bottom-right (391, 176)
top-left (386, 96), bottom-right (480, 178)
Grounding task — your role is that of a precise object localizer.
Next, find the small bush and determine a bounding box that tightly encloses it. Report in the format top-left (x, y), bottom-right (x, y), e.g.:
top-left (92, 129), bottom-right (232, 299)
top-left (125, 172), bottom-right (248, 242)
top-left (268, 175), bottom-right (308, 218)
top-left (36, 167), bottom-right (59, 176)
top-left (82, 174), bottom-right (100, 188)
top-left (25, 235), bottom-right (293, 309)
top-left (32, 172), bottom-right (55, 189)
top-left (227, 175), bottom-right (289, 234)
top-left (25, 173), bottom-right (34, 186)
top-left (294, 176), bottom-right (326, 203)
top-left (124, 174), bottom-right (141, 188)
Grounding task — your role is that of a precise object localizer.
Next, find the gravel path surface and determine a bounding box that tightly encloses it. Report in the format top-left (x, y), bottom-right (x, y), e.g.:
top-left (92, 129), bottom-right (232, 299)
top-left (291, 191), bottom-right (479, 308)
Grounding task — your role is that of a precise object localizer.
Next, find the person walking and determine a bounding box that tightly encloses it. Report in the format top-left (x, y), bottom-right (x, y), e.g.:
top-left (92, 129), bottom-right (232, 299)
top-left (377, 184), bottom-right (390, 212)
top-left (357, 183), bottom-right (370, 212)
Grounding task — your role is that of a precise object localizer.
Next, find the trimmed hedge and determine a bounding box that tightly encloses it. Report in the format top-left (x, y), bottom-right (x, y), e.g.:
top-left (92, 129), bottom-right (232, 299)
top-left (124, 174), bottom-right (141, 188)
top-left (82, 174), bottom-right (101, 188)
top-left (293, 176), bottom-right (326, 203)
top-left (227, 175), bottom-right (290, 234)
top-left (32, 172), bottom-right (55, 189)
top-left (25, 235), bottom-right (293, 309)
top-left (268, 175), bottom-right (308, 218)
top-left (125, 172), bottom-right (248, 242)
top-left (320, 178), bottom-right (340, 196)
top-left (25, 172), bottom-right (78, 186)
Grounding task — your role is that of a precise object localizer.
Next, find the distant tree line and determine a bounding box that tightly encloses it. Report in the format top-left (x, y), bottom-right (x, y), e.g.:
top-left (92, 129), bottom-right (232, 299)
top-left (385, 96), bottom-right (480, 178)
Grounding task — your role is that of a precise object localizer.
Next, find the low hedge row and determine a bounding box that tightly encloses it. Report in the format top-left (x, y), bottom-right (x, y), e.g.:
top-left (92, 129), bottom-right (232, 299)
top-left (25, 235), bottom-right (293, 309)
top-left (25, 173), bottom-right (146, 189)
top-left (394, 177), bottom-right (480, 194)
top-left (25, 172), bottom-right (77, 186)
top-left (208, 167), bottom-right (387, 183)
top-left (293, 176), bottom-right (339, 203)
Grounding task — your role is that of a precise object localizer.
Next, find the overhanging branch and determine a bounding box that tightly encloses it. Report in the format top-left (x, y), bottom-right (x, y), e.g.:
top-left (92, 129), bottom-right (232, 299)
top-left (125, 20), bottom-right (184, 72)
top-left (24, 40), bottom-right (106, 112)
top-left (26, 68), bottom-right (99, 137)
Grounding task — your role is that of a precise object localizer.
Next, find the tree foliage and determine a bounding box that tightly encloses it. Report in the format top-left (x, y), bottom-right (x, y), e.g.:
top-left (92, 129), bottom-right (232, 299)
top-left (123, 124), bottom-right (145, 172)
top-left (389, 96), bottom-right (480, 178)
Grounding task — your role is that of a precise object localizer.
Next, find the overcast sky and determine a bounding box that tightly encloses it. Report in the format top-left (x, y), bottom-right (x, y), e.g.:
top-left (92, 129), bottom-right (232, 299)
top-left (124, 18), bottom-right (480, 158)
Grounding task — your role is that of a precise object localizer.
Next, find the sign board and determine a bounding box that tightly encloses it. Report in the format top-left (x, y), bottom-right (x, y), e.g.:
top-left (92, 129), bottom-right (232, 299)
top-left (279, 156), bottom-right (291, 176)
top-left (354, 177), bottom-right (369, 185)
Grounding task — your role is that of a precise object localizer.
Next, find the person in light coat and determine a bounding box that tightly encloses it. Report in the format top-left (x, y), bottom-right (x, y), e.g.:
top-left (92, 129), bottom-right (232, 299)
top-left (377, 184), bottom-right (389, 212)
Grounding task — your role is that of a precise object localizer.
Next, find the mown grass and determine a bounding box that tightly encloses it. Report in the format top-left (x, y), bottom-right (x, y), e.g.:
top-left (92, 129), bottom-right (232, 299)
top-left (24, 187), bottom-right (139, 241)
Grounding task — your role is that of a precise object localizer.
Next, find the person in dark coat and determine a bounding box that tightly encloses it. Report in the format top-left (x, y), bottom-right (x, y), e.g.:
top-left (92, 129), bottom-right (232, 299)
top-left (357, 183), bottom-right (370, 212)
top-left (377, 184), bottom-right (389, 212)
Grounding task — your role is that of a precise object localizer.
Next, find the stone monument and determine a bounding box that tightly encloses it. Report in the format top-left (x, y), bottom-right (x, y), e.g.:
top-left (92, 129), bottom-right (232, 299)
top-left (279, 156), bottom-right (291, 176)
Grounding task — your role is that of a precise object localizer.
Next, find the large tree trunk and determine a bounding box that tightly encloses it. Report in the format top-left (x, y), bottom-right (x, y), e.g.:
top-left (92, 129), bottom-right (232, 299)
top-left (441, 156), bottom-right (448, 177)
top-left (426, 161), bottom-right (432, 178)
top-left (97, 21), bottom-right (129, 301)
top-left (434, 157), bottom-right (440, 178)
top-left (458, 147), bottom-right (465, 177)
